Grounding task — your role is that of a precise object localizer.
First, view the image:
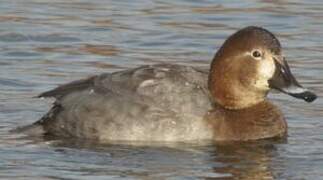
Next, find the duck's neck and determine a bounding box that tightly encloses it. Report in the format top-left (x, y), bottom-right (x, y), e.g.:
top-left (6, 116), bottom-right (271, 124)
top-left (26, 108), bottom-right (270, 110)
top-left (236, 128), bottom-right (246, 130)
top-left (208, 58), bottom-right (266, 110)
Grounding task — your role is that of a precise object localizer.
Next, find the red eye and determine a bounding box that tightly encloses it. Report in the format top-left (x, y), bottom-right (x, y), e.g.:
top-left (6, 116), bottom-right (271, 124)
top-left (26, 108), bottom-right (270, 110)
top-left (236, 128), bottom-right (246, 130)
top-left (252, 50), bottom-right (262, 58)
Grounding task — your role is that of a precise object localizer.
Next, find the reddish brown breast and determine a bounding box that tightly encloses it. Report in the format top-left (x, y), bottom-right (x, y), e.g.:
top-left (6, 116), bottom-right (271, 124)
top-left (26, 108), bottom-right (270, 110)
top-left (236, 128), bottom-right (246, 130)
top-left (205, 100), bottom-right (287, 141)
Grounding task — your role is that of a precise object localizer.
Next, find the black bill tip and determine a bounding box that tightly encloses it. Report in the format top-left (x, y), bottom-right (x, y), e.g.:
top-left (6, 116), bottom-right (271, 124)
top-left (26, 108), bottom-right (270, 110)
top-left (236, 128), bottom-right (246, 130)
top-left (289, 91), bottom-right (317, 103)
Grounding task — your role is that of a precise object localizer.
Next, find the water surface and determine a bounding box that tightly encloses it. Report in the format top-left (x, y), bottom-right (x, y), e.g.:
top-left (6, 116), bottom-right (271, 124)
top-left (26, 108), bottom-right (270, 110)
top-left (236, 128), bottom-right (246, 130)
top-left (0, 0), bottom-right (323, 179)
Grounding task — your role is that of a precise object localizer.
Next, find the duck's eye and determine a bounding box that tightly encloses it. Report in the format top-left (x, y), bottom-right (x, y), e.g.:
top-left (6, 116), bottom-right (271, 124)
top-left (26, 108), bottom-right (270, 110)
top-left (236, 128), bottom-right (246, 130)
top-left (251, 50), bottom-right (262, 59)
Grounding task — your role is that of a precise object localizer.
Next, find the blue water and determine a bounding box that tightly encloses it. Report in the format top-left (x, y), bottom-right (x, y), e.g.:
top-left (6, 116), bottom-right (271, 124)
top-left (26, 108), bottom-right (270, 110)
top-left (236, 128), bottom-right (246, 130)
top-left (0, 0), bottom-right (322, 179)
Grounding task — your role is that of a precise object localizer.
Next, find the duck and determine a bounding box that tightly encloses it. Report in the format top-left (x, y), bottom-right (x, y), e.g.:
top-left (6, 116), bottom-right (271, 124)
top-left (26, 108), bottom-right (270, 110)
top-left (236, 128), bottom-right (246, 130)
top-left (21, 26), bottom-right (317, 142)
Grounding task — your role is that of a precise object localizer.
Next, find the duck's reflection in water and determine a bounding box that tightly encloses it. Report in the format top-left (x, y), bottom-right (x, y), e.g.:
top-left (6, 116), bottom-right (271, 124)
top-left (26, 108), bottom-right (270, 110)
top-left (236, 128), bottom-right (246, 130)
top-left (15, 134), bottom-right (287, 179)
top-left (211, 138), bottom-right (286, 179)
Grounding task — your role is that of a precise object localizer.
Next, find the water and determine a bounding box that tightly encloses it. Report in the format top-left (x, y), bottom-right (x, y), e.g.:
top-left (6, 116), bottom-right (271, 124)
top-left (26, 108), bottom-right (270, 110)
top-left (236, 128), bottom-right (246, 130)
top-left (0, 0), bottom-right (323, 179)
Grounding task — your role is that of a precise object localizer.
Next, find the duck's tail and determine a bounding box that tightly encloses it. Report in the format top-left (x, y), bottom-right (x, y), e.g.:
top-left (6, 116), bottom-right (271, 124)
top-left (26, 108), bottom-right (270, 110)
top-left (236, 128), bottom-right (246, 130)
top-left (10, 121), bottom-right (45, 136)
top-left (12, 102), bottom-right (63, 137)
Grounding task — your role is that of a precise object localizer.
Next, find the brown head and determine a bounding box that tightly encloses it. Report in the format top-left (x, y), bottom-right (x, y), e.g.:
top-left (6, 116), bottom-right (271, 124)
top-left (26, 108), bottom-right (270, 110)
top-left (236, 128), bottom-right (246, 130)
top-left (208, 26), bottom-right (317, 109)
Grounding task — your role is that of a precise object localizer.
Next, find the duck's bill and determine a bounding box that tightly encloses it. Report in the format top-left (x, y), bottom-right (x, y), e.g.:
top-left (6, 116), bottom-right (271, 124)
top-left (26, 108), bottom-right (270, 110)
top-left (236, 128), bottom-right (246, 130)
top-left (268, 57), bottom-right (317, 103)
top-left (274, 85), bottom-right (317, 102)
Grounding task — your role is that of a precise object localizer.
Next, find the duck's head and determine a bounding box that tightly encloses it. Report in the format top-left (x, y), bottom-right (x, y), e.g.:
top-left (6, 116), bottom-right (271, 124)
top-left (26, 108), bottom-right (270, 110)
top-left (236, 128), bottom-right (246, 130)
top-left (208, 26), bottom-right (317, 109)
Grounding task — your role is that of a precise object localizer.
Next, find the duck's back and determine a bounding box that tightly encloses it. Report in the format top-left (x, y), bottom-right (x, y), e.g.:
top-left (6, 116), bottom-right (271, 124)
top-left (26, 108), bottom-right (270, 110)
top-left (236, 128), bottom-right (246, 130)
top-left (35, 64), bottom-right (213, 141)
